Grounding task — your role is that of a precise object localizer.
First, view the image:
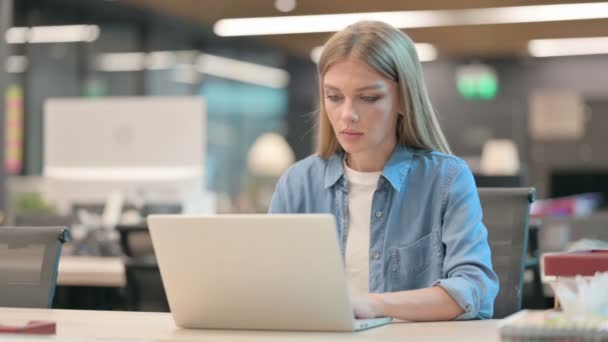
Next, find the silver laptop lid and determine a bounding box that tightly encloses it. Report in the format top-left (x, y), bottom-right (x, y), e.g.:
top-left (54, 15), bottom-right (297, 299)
top-left (148, 214), bottom-right (360, 331)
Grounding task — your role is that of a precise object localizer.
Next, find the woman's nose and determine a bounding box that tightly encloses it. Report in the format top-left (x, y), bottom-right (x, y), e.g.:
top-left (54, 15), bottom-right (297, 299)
top-left (340, 100), bottom-right (358, 123)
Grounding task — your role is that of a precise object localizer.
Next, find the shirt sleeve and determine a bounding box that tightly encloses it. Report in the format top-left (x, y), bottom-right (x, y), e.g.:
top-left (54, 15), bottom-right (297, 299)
top-left (433, 160), bottom-right (499, 320)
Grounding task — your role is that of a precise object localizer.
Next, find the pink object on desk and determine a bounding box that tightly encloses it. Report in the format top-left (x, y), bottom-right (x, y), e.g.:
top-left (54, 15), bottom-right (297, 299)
top-left (543, 250), bottom-right (608, 276)
top-left (530, 193), bottom-right (602, 218)
top-left (0, 321), bottom-right (56, 334)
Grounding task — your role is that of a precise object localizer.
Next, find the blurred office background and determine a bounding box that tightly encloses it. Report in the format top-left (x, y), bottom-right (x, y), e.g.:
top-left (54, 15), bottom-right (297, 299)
top-left (1, 0), bottom-right (608, 312)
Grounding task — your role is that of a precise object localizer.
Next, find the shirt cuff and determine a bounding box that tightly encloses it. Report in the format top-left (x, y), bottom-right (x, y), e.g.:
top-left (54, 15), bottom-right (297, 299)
top-left (434, 277), bottom-right (479, 320)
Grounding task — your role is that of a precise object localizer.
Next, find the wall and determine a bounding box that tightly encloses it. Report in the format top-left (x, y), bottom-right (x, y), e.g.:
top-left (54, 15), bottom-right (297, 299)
top-left (424, 55), bottom-right (608, 197)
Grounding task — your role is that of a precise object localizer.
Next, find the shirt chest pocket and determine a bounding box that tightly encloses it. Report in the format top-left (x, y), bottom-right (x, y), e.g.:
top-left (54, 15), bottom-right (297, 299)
top-left (389, 232), bottom-right (436, 291)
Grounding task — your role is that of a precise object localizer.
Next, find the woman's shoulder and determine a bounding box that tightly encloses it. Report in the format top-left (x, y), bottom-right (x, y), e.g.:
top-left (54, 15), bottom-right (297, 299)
top-left (413, 150), bottom-right (469, 171)
top-left (270, 154), bottom-right (333, 213)
top-left (286, 154), bottom-right (327, 174)
top-left (278, 154), bottom-right (329, 186)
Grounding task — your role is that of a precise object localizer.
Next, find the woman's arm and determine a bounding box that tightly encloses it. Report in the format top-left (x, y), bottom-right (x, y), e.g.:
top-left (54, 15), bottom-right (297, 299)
top-left (432, 160), bottom-right (499, 319)
top-left (354, 159), bottom-right (499, 321)
top-left (353, 287), bottom-right (463, 321)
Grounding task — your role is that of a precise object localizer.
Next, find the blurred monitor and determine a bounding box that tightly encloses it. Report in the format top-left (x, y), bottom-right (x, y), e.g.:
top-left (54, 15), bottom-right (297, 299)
top-left (550, 170), bottom-right (608, 207)
top-left (43, 97), bottom-right (205, 210)
top-left (474, 174), bottom-right (523, 188)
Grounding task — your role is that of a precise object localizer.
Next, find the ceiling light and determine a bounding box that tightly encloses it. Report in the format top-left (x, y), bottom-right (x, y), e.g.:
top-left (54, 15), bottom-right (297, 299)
top-left (310, 43), bottom-right (437, 64)
top-left (414, 43), bottom-right (438, 62)
top-left (96, 51), bottom-right (192, 72)
top-left (5, 27), bottom-right (27, 44)
top-left (145, 51), bottom-right (177, 70)
top-left (309, 46), bottom-right (324, 64)
top-left (197, 53), bottom-right (289, 88)
top-left (528, 37), bottom-right (608, 57)
top-left (93, 50), bottom-right (289, 87)
top-left (215, 2), bottom-right (608, 36)
top-left (6, 55), bottom-right (28, 73)
top-left (95, 52), bottom-right (145, 72)
top-left (6, 25), bottom-right (100, 43)
top-left (45, 166), bottom-right (201, 181)
top-left (275, 0), bottom-right (297, 13)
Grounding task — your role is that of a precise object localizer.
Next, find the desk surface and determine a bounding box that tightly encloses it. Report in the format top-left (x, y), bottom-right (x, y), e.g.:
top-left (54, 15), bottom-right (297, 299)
top-left (0, 307), bottom-right (501, 341)
top-left (57, 256), bottom-right (126, 287)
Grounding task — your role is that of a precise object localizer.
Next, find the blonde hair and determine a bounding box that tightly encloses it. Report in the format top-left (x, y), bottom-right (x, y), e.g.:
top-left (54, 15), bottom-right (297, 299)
top-left (316, 20), bottom-right (451, 158)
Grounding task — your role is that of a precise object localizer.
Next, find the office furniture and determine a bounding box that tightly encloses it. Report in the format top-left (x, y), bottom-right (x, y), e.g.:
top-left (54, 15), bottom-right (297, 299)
top-left (116, 224), bottom-right (168, 312)
top-left (478, 187), bottom-right (536, 318)
top-left (0, 226), bottom-right (69, 308)
top-left (57, 256), bottom-right (125, 287)
top-left (0, 307), bottom-right (501, 341)
top-left (522, 222), bottom-right (546, 308)
top-left (53, 255), bottom-right (125, 311)
top-left (117, 224), bottom-right (153, 257)
top-left (13, 212), bottom-right (74, 229)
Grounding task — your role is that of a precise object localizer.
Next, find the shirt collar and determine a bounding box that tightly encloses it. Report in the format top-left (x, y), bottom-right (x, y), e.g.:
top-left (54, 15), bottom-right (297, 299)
top-left (324, 145), bottom-right (415, 191)
top-left (324, 153), bottom-right (344, 189)
top-left (382, 145), bottom-right (415, 191)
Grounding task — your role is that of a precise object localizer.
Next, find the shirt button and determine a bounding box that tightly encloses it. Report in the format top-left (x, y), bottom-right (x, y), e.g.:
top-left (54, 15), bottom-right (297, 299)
top-left (372, 252), bottom-right (381, 260)
top-left (375, 211), bottom-right (383, 218)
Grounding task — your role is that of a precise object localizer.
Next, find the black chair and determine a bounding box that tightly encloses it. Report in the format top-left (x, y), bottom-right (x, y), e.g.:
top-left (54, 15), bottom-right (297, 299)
top-left (0, 226), bottom-right (70, 308)
top-left (116, 224), bottom-right (168, 312)
top-left (478, 187), bottom-right (535, 318)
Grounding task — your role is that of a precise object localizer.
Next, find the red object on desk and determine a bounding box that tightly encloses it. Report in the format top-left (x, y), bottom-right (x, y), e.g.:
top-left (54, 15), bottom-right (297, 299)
top-left (0, 321), bottom-right (56, 334)
top-left (544, 250), bottom-right (608, 277)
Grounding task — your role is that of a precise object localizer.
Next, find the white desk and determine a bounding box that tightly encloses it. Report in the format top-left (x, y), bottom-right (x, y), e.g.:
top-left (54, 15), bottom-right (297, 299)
top-left (57, 256), bottom-right (126, 287)
top-left (0, 307), bottom-right (501, 341)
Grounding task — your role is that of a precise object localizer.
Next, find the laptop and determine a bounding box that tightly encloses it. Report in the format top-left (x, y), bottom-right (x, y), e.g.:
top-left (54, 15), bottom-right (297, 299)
top-left (147, 214), bottom-right (392, 332)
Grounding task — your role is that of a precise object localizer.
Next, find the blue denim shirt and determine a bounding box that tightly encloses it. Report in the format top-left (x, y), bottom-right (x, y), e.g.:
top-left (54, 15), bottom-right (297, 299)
top-left (269, 145), bottom-right (499, 319)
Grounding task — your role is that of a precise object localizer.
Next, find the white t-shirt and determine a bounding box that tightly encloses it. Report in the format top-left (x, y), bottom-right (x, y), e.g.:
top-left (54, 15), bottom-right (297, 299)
top-left (343, 160), bottom-right (381, 296)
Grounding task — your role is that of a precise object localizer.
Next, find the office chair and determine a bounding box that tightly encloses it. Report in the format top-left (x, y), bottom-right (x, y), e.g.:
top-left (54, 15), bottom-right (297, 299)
top-left (0, 226), bottom-right (70, 308)
top-left (478, 187), bottom-right (536, 319)
top-left (116, 224), bottom-right (169, 312)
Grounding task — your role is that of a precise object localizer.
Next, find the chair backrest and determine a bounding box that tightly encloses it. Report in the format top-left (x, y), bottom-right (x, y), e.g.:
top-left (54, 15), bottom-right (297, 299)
top-left (0, 226), bottom-right (70, 308)
top-left (478, 187), bottom-right (535, 319)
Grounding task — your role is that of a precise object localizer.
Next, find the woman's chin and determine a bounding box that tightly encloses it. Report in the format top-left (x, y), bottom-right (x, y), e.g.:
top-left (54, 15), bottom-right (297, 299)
top-left (339, 142), bottom-right (365, 155)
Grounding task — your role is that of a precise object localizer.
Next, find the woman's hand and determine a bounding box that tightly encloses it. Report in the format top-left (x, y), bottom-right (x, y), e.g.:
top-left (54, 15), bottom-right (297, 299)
top-left (351, 287), bottom-right (464, 321)
top-left (351, 293), bottom-right (383, 319)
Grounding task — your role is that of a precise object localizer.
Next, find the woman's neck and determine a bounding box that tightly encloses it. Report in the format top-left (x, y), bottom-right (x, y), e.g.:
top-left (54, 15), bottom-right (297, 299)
top-left (345, 143), bottom-right (395, 172)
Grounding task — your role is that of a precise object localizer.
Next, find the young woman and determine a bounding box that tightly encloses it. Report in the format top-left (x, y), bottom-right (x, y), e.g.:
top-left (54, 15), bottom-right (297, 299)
top-left (269, 21), bottom-right (498, 321)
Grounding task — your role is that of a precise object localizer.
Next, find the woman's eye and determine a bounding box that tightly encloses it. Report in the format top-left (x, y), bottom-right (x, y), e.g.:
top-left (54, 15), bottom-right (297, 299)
top-left (326, 95), bottom-right (343, 102)
top-left (361, 96), bottom-right (381, 103)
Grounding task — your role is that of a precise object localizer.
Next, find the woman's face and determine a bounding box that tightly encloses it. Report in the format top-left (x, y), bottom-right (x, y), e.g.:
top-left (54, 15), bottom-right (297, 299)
top-left (323, 58), bottom-right (400, 158)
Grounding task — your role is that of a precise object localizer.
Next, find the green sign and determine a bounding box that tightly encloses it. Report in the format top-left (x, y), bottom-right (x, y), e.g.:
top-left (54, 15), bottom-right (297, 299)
top-left (457, 73), bottom-right (498, 100)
